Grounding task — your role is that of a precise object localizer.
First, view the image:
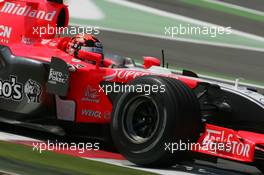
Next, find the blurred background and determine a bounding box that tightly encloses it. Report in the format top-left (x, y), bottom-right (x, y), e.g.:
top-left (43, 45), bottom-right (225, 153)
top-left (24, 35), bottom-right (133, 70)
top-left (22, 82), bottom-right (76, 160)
top-left (68, 0), bottom-right (264, 85)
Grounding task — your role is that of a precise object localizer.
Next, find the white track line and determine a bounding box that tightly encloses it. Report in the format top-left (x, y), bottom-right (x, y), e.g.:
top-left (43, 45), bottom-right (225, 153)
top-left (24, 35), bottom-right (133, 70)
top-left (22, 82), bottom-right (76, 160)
top-left (70, 24), bottom-right (264, 53)
top-left (203, 0), bottom-right (264, 16)
top-left (68, 0), bottom-right (104, 20)
top-left (0, 132), bottom-right (38, 142)
top-left (70, 0), bottom-right (264, 52)
top-left (105, 0), bottom-right (264, 42)
top-left (0, 170), bottom-right (21, 175)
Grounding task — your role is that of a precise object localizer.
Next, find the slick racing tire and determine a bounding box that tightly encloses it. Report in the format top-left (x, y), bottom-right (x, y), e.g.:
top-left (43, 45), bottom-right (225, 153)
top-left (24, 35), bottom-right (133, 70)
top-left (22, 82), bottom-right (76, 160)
top-left (256, 161), bottom-right (264, 174)
top-left (111, 76), bottom-right (201, 167)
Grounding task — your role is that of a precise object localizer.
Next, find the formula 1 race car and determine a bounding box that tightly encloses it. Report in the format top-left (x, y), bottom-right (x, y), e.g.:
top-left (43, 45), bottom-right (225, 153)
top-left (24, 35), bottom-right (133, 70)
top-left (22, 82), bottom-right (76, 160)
top-left (0, 0), bottom-right (263, 173)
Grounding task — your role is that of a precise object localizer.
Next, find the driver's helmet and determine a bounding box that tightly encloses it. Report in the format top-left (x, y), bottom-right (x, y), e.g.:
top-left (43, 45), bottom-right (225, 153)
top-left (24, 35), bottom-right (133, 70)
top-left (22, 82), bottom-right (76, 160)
top-left (66, 34), bottom-right (103, 58)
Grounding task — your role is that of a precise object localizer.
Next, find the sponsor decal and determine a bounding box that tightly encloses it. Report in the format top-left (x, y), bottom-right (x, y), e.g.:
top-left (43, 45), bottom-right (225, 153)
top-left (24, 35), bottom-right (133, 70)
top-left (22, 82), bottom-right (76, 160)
top-left (75, 64), bottom-right (85, 68)
top-left (103, 70), bottom-right (150, 81)
top-left (0, 2), bottom-right (56, 21)
top-left (202, 128), bottom-right (250, 158)
top-left (0, 75), bottom-right (41, 103)
top-left (104, 112), bottom-right (111, 119)
top-left (81, 85), bottom-right (100, 103)
top-left (0, 25), bottom-right (12, 44)
top-left (72, 58), bottom-right (81, 63)
top-left (0, 25), bottom-right (12, 38)
top-left (48, 68), bottom-right (68, 84)
top-left (81, 109), bottom-right (101, 118)
top-left (47, 58), bottom-right (69, 96)
top-left (0, 75), bottom-right (23, 101)
top-left (24, 79), bottom-right (41, 103)
top-left (21, 36), bottom-right (34, 45)
top-left (41, 39), bottom-right (51, 45)
top-left (49, 41), bottom-right (58, 47)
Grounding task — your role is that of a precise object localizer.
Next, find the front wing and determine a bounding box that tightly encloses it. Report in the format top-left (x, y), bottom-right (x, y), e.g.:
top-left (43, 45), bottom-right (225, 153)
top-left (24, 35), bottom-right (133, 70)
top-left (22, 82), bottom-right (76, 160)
top-left (195, 124), bottom-right (264, 163)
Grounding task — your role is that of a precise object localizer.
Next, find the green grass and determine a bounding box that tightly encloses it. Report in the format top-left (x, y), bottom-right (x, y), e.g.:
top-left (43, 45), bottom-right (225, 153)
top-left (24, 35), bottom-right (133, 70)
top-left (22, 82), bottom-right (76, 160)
top-left (180, 0), bottom-right (264, 22)
top-left (0, 141), bottom-right (157, 175)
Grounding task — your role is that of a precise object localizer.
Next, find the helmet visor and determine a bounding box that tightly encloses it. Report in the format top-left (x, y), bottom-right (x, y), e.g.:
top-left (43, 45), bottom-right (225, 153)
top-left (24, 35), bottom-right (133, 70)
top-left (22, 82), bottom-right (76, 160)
top-left (80, 46), bottom-right (104, 54)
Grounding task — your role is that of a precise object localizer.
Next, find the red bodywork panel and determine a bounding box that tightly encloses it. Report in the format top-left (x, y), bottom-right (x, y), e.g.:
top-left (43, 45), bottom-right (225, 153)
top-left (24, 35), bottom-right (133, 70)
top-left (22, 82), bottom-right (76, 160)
top-left (196, 124), bottom-right (264, 162)
top-left (0, 0), bottom-right (69, 45)
top-left (0, 0), bottom-right (200, 124)
top-left (6, 37), bottom-right (200, 124)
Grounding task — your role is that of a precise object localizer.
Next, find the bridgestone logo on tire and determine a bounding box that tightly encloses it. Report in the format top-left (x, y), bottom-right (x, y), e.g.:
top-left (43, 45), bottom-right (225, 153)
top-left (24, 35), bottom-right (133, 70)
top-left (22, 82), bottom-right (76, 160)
top-left (0, 76), bottom-right (23, 101)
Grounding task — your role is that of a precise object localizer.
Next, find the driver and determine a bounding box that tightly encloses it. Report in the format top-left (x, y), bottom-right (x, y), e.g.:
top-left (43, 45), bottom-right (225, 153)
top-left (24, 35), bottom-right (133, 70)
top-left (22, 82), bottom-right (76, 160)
top-left (65, 34), bottom-right (104, 62)
top-left (56, 34), bottom-right (133, 68)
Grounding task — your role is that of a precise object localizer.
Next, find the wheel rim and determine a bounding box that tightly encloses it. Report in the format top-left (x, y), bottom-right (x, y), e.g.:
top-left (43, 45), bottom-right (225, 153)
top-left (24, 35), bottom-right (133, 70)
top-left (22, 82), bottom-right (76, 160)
top-left (122, 95), bottom-right (160, 144)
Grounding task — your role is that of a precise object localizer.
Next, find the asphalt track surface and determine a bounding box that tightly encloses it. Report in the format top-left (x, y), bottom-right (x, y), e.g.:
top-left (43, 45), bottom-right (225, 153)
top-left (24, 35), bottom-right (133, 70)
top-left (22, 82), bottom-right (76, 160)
top-left (93, 0), bottom-right (264, 84)
top-left (222, 0), bottom-right (264, 11)
top-left (128, 0), bottom-right (264, 37)
top-left (99, 30), bottom-right (264, 84)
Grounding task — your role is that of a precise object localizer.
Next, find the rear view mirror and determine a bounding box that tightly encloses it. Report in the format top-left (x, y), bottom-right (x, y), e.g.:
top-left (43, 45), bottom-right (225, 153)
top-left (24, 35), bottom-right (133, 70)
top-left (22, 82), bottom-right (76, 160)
top-left (78, 50), bottom-right (102, 68)
top-left (143, 57), bottom-right (160, 69)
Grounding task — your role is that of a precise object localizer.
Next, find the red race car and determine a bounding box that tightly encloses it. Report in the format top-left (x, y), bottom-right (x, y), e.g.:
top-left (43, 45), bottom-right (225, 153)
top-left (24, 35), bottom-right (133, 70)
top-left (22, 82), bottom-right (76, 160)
top-left (0, 0), bottom-right (263, 172)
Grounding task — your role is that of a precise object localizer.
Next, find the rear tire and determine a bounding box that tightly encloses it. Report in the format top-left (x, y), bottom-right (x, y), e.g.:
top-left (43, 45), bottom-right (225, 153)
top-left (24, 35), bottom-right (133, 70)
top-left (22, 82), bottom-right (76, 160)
top-left (111, 76), bottom-right (201, 167)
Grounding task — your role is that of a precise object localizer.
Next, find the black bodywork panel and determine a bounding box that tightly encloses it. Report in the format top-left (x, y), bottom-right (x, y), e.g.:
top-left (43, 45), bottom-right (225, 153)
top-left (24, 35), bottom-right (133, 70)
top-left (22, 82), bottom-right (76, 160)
top-left (0, 46), bottom-right (56, 123)
top-left (195, 83), bottom-right (264, 133)
top-left (47, 57), bottom-right (70, 97)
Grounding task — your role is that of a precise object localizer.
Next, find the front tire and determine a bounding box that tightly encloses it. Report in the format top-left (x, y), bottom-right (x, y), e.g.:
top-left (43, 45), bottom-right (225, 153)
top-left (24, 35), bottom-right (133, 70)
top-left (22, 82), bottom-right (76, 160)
top-left (256, 161), bottom-right (264, 174)
top-left (111, 76), bottom-right (201, 167)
